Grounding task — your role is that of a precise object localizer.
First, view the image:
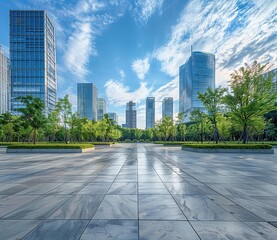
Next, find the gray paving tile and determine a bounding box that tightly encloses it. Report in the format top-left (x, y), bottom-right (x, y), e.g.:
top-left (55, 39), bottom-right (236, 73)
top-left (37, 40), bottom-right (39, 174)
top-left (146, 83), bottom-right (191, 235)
top-left (47, 182), bottom-right (86, 194)
top-left (78, 182), bottom-right (111, 194)
top-left (108, 182), bottom-right (137, 194)
top-left (172, 194), bottom-right (237, 221)
top-left (0, 220), bottom-right (40, 240)
top-left (191, 221), bottom-right (267, 240)
top-left (48, 195), bottom-right (104, 219)
top-left (246, 222), bottom-right (277, 240)
top-left (80, 220), bottom-right (138, 240)
top-left (139, 195), bottom-right (186, 220)
top-left (165, 182), bottom-right (201, 194)
top-left (139, 182), bottom-right (169, 194)
top-left (93, 195), bottom-right (137, 219)
top-left (139, 220), bottom-right (200, 240)
top-left (22, 220), bottom-right (89, 240)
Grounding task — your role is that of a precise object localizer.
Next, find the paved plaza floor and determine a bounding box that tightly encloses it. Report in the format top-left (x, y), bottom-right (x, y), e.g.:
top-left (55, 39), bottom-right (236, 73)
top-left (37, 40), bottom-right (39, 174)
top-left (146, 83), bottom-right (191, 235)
top-left (0, 143), bottom-right (277, 239)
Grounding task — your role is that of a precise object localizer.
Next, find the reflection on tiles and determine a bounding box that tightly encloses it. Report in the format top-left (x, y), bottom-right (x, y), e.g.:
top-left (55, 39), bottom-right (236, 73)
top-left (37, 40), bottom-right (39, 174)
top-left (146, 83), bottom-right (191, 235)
top-left (93, 195), bottom-right (137, 219)
top-left (108, 182), bottom-right (137, 194)
top-left (139, 220), bottom-right (200, 240)
top-left (80, 220), bottom-right (138, 240)
top-left (139, 182), bottom-right (169, 194)
top-left (22, 220), bottom-right (89, 240)
top-left (246, 222), bottom-right (277, 240)
top-left (139, 195), bottom-right (186, 220)
top-left (78, 182), bottom-right (111, 194)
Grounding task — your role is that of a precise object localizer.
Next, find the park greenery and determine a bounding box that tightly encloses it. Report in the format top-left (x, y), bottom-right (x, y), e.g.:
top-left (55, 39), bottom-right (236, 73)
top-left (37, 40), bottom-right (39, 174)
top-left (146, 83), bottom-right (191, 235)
top-left (0, 61), bottom-right (276, 145)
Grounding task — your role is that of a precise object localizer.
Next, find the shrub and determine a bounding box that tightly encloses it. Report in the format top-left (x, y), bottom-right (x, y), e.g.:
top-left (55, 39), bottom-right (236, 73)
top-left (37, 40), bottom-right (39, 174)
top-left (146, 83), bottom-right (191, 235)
top-left (7, 144), bottom-right (94, 149)
top-left (182, 143), bottom-right (272, 149)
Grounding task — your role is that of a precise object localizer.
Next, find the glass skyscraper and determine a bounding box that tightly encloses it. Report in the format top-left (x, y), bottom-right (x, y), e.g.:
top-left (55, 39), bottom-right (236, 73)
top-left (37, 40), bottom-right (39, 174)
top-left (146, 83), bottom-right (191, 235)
top-left (263, 68), bottom-right (277, 93)
top-left (0, 47), bottom-right (10, 114)
top-left (146, 97), bottom-right (155, 129)
top-left (126, 101), bottom-right (136, 128)
top-left (179, 51), bottom-right (215, 120)
top-left (97, 98), bottom-right (106, 121)
top-left (10, 10), bottom-right (57, 114)
top-left (162, 97), bottom-right (173, 119)
top-left (77, 83), bottom-right (98, 120)
top-left (107, 112), bottom-right (118, 125)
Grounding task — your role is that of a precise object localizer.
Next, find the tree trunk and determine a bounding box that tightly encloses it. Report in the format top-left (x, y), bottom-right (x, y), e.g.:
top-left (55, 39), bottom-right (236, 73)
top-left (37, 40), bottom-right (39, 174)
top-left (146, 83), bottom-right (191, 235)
top-left (33, 128), bottom-right (37, 145)
top-left (242, 124), bottom-right (248, 144)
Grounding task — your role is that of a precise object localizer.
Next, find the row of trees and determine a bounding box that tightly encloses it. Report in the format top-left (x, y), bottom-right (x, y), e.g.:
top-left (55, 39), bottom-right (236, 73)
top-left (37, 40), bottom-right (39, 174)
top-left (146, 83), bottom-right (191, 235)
top-left (0, 61), bottom-right (276, 144)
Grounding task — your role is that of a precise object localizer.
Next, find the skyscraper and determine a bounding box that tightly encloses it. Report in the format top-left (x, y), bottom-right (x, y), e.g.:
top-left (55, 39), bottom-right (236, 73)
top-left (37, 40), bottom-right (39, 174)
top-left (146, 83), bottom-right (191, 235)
top-left (107, 112), bottom-right (118, 125)
top-left (179, 51), bottom-right (215, 120)
top-left (10, 10), bottom-right (56, 114)
top-left (146, 97), bottom-right (155, 128)
top-left (126, 101), bottom-right (136, 128)
top-left (263, 68), bottom-right (277, 93)
top-left (162, 97), bottom-right (173, 119)
top-left (97, 98), bottom-right (106, 121)
top-left (0, 47), bottom-right (9, 114)
top-left (77, 83), bottom-right (98, 120)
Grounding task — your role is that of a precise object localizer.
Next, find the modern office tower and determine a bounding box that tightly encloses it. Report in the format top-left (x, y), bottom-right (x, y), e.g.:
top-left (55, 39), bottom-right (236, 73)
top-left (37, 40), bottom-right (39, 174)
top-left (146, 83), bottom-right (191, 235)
top-left (97, 98), bottom-right (106, 121)
top-left (107, 112), bottom-right (118, 125)
top-left (10, 10), bottom-right (57, 114)
top-left (146, 97), bottom-right (155, 128)
top-left (77, 83), bottom-right (98, 120)
top-left (263, 68), bottom-right (277, 92)
top-left (179, 51), bottom-right (215, 120)
top-left (126, 101), bottom-right (137, 128)
top-left (162, 97), bottom-right (173, 119)
top-left (0, 47), bottom-right (9, 114)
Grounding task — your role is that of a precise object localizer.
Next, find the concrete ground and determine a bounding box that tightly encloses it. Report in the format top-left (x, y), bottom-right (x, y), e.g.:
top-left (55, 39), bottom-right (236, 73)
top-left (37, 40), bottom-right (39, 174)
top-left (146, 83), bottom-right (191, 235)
top-left (0, 143), bottom-right (277, 240)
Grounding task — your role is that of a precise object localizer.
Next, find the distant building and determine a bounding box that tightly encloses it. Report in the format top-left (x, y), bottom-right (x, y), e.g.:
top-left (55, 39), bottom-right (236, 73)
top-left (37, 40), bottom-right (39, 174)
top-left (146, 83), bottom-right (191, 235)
top-left (126, 101), bottom-right (136, 128)
top-left (263, 68), bottom-right (277, 92)
top-left (107, 112), bottom-right (118, 125)
top-left (146, 97), bottom-right (155, 128)
top-left (179, 51), bottom-right (215, 121)
top-left (162, 97), bottom-right (173, 119)
top-left (122, 123), bottom-right (126, 128)
top-left (77, 83), bottom-right (98, 120)
top-left (0, 47), bottom-right (9, 114)
top-left (97, 98), bottom-right (106, 121)
top-left (10, 10), bottom-right (57, 114)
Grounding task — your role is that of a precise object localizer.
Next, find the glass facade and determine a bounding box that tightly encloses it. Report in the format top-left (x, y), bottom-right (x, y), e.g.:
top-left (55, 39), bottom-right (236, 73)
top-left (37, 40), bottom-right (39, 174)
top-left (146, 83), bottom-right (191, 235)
top-left (179, 51), bottom-right (215, 120)
top-left (263, 68), bottom-right (277, 93)
top-left (0, 48), bottom-right (10, 114)
top-left (162, 97), bottom-right (173, 119)
top-left (77, 83), bottom-right (98, 120)
top-left (126, 101), bottom-right (136, 128)
top-left (146, 97), bottom-right (155, 129)
top-left (97, 98), bottom-right (106, 121)
top-left (107, 112), bottom-right (118, 125)
top-left (10, 10), bottom-right (56, 114)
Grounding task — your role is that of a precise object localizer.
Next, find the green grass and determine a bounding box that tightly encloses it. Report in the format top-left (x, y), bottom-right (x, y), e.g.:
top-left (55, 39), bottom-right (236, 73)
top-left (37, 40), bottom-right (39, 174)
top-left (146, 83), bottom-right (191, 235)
top-left (182, 143), bottom-right (272, 149)
top-left (7, 143), bottom-right (94, 149)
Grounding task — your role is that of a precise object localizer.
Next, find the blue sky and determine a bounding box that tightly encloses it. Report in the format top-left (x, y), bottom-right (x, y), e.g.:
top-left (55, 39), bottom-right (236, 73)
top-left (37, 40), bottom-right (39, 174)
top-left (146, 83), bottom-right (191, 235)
top-left (0, 0), bottom-right (276, 128)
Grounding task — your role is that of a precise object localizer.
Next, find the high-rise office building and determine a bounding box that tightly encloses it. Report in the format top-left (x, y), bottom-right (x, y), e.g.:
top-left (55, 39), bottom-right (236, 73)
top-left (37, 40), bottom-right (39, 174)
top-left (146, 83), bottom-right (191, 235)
top-left (0, 47), bottom-right (9, 114)
top-left (146, 97), bottom-right (155, 128)
top-left (126, 101), bottom-right (136, 128)
top-left (162, 97), bottom-right (173, 119)
top-left (10, 10), bottom-right (56, 114)
top-left (179, 51), bottom-right (215, 120)
top-left (107, 112), bottom-right (118, 125)
top-left (263, 68), bottom-right (277, 93)
top-left (77, 83), bottom-right (98, 120)
top-left (97, 98), bottom-right (106, 121)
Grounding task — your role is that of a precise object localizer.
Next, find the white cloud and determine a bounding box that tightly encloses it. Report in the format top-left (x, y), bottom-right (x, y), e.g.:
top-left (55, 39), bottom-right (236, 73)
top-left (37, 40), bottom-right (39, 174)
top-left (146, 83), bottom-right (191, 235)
top-left (132, 57), bottom-right (150, 80)
top-left (105, 79), bottom-right (151, 106)
top-left (134, 0), bottom-right (164, 24)
top-left (118, 69), bottom-right (125, 79)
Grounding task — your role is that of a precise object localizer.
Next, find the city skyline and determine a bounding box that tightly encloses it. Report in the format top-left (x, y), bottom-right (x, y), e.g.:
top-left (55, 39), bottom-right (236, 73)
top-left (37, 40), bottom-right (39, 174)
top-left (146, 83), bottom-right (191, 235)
top-left (0, 1), bottom-right (276, 128)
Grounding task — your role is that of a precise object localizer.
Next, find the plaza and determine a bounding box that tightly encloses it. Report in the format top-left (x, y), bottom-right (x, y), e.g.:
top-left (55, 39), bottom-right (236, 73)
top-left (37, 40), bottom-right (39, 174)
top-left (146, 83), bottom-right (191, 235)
top-left (0, 143), bottom-right (277, 239)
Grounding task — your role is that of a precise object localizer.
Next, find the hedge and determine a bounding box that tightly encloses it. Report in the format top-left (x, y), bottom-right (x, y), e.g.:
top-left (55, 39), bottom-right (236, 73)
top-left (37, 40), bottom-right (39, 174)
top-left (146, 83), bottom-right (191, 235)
top-left (7, 144), bottom-right (94, 149)
top-left (182, 143), bottom-right (272, 149)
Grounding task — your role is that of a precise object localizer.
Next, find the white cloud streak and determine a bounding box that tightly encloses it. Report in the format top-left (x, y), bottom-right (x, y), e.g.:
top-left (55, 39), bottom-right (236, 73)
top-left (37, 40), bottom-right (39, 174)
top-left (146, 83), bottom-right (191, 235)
top-left (131, 57), bottom-right (150, 80)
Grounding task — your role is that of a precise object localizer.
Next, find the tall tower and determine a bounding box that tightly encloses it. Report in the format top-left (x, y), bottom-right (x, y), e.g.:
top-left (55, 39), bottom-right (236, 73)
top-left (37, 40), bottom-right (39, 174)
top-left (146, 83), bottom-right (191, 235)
top-left (10, 10), bottom-right (57, 114)
top-left (97, 98), bottom-right (106, 121)
top-left (162, 97), bottom-right (173, 119)
top-left (0, 47), bottom-right (10, 114)
top-left (126, 101), bottom-right (136, 128)
top-left (77, 83), bottom-right (98, 120)
top-left (179, 51), bottom-right (215, 120)
top-left (146, 97), bottom-right (155, 128)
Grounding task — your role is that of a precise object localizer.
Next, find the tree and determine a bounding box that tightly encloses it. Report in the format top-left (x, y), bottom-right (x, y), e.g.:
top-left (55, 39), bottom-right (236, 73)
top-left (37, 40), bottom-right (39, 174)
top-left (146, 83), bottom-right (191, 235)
top-left (134, 129), bottom-right (143, 140)
top-left (17, 96), bottom-right (46, 144)
top-left (190, 109), bottom-right (207, 143)
top-left (55, 95), bottom-right (72, 143)
top-left (3, 123), bottom-right (14, 142)
top-left (224, 61), bottom-right (277, 143)
top-left (198, 87), bottom-right (227, 143)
